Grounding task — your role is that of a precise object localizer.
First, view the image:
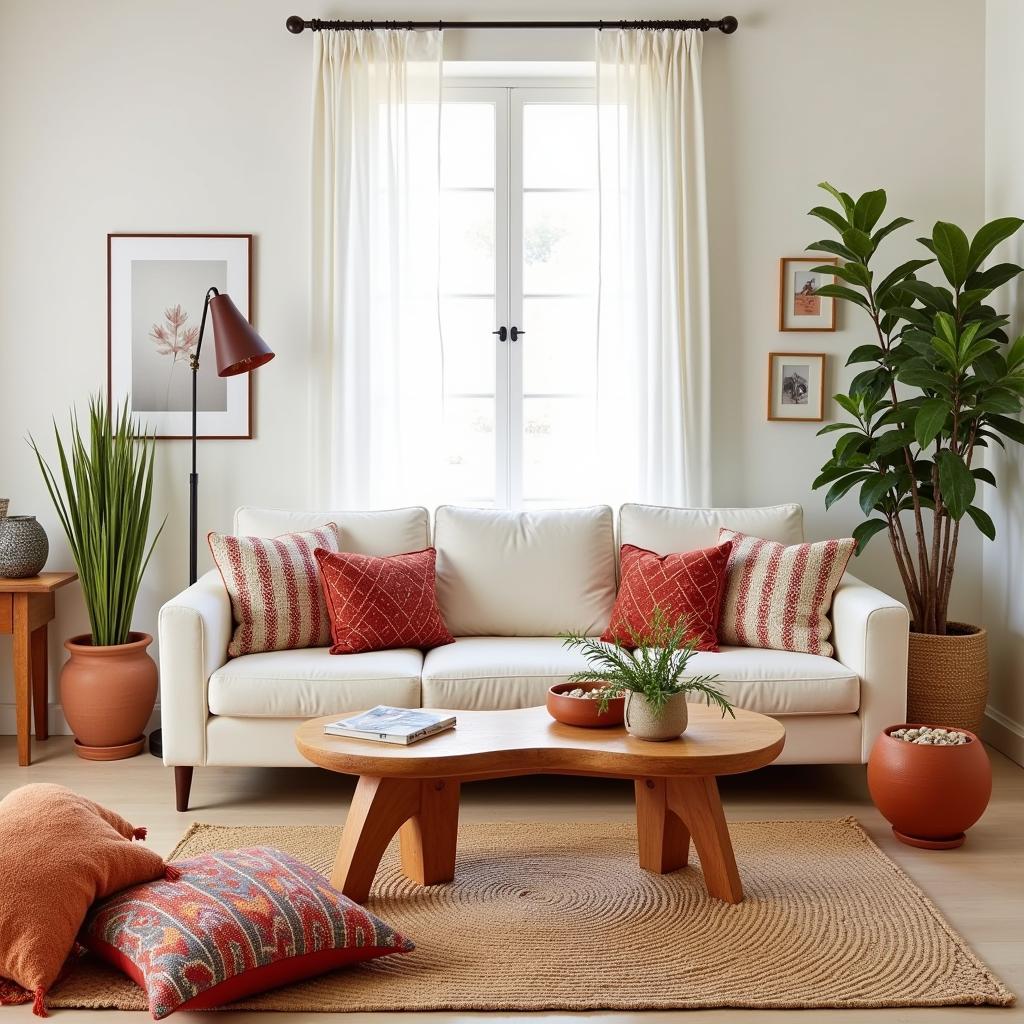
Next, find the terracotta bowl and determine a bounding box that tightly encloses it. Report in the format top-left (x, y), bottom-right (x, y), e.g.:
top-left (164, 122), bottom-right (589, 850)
top-left (867, 723), bottom-right (992, 849)
top-left (546, 682), bottom-right (625, 728)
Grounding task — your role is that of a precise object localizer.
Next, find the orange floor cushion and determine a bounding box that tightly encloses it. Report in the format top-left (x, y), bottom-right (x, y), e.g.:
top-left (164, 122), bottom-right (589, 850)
top-left (0, 783), bottom-right (171, 1016)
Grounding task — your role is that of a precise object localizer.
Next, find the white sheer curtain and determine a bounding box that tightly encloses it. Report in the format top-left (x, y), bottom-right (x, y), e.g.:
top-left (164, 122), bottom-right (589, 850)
top-left (311, 30), bottom-right (445, 509)
top-left (596, 29), bottom-right (711, 506)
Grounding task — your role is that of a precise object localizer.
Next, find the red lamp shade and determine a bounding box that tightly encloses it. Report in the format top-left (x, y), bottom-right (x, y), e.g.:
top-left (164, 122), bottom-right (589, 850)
top-left (208, 293), bottom-right (275, 377)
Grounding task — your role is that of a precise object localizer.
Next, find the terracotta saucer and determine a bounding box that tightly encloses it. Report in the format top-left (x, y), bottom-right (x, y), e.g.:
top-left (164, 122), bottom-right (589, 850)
top-left (892, 827), bottom-right (965, 850)
top-left (74, 736), bottom-right (146, 761)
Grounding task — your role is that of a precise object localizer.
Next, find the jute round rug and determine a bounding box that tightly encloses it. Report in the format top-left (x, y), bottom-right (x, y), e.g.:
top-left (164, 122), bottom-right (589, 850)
top-left (50, 817), bottom-right (1013, 1012)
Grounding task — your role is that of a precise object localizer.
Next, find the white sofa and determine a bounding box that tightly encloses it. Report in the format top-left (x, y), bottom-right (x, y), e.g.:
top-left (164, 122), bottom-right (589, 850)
top-left (159, 503), bottom-right (909, 809)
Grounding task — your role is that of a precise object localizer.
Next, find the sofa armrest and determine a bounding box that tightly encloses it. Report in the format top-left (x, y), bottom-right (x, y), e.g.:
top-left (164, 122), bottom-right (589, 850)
top-left (831, 572), bottom-right (910, 761)
top-left (158, 570), bottom-right (232, 767)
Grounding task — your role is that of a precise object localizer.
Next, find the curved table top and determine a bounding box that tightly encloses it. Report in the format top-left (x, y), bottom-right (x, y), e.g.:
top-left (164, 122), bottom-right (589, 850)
top-left (295, 704), bottom-right (785, 780)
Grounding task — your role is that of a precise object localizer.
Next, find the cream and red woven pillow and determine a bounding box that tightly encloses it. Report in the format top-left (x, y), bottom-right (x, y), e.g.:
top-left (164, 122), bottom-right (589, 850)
top-left (315, 547), bottom-right (454, 654)
top-left (209, 524), bottom-right (341, 657)
top-left (717, 529), bottom-right (855, 657)
top-left (601, 542), bottom-right (732, 652)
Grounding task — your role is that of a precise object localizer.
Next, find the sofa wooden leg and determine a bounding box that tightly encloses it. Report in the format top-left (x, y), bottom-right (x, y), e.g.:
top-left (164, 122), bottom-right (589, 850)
top-left (174, 766), bottom-right (194, 812)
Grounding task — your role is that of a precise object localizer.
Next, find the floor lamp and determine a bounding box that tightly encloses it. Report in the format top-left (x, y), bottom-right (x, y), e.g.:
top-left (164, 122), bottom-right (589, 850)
top-left (150, 287), bottom-right (274, 758)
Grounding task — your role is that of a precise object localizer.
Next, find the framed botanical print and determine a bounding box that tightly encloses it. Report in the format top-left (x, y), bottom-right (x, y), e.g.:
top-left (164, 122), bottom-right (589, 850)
top-left (108, 233), bottom-right (253, 438)
top-left (767, 352), bottom-right (826, 421)
top-left (778, 256), bottom-right (837, 332)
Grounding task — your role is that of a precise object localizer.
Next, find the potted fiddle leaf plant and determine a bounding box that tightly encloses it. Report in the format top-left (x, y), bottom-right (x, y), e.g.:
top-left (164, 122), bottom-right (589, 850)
top-left (31, 395), bottom-right (165, 760)
top-left (562, 609), bottom-right (734, 741)
top-left (806, 183), bottom-right (1024, 729)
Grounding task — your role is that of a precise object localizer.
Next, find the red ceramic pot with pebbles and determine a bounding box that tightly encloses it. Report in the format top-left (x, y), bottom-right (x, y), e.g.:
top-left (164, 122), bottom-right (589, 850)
top-left (546, 682), bottom-right (625, 728)
top-left (867, 724), bottom-right (992, 849)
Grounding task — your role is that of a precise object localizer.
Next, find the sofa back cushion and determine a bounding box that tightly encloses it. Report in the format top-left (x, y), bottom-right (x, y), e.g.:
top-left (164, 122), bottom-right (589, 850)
top-left (233, 507), bottom-right (429, 556)
top-left (434, 505), bottom-right (617, 636)
top-left (618, 503), bottom-right (804, 555)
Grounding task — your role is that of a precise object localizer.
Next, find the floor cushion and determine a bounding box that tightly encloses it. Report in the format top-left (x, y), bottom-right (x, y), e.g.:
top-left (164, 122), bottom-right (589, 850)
top-left (0, 784), bottom-right (168, 1015)
top-left (81, 847), bottom-right (414, 1019)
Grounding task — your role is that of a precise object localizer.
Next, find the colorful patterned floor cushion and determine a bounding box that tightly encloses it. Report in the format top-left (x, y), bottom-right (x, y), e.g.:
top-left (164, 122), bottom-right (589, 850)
top-left (81, 847), bottom-right (414, 1019)
top-left (0, 784), bottom-right (169, 1018)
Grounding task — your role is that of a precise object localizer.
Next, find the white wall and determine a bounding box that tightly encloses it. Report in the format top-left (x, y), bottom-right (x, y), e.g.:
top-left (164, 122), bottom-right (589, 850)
top-left (982, 0), bottom-right (1024, 765)
top-left (0, 0), bottom-right (988, 734)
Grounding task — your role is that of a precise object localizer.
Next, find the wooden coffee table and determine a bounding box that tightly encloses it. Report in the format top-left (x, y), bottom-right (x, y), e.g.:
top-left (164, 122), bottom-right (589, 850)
top-left (295, 704), bottom-right (784, 905)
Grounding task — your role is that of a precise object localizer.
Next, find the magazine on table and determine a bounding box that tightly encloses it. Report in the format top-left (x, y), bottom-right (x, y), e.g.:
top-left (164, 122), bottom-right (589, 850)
top-left (324, 706), bottom-right (456, 745)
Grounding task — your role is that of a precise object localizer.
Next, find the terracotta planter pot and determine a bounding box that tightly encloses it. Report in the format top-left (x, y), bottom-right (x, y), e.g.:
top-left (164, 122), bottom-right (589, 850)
top-left (907, 622), bottom-right (987, 732)
top-left (60, 632), bottom-right (157, 760)
top-left (867, 724), bottom-right (991, 849)
top-left (624, 692), bottom-right (688, 741)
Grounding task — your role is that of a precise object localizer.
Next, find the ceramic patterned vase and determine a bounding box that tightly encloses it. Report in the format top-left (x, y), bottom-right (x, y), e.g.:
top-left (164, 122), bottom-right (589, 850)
top-left (624, 692), bottom-right (688, 741)
top-left (0, 515), bottom-right (49, 578)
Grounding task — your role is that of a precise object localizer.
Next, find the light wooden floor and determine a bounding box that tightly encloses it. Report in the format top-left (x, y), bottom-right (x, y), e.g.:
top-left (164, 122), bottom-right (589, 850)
top-left (2, 736), bottom-right (1020, 1023)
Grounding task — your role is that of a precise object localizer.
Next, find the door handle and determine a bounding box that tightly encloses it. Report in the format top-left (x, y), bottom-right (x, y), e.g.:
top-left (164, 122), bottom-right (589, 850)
top-left (492, 326), bottom-right (507, 342)
top-left (510, 326), bottom-right (525, 342)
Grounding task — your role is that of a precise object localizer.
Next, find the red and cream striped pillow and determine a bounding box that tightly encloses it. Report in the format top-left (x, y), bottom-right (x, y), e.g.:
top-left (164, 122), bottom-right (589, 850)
top-left (208, 524), bottom-right (341, 657)
top-left (717, 529), bottom-right (855, 657)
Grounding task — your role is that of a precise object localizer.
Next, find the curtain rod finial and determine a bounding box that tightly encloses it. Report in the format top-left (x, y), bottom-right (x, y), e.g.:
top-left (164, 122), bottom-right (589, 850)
top-left (286, 15), bottom-right (306, 33)
top-left (719, 15), bottom-right (738, 33)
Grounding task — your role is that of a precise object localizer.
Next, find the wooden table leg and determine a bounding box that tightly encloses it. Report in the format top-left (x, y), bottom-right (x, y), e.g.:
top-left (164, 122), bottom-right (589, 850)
top-left (400, 779), bottom-right (460, 886)
top-left (31, 626), bottom-right (48, 742)
top-left (668, 775), bottom-right (743, 904)
top-left (13, 596), bottom-right (31, 766)
top-left (331, 776), bottom-right (422, 903)
top-left (634, 777), bottom-right (690, 873)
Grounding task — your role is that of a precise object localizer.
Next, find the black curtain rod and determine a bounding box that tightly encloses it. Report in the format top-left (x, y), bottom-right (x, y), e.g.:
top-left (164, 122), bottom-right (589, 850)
top-left (286, 15), bottom-right (738, 34)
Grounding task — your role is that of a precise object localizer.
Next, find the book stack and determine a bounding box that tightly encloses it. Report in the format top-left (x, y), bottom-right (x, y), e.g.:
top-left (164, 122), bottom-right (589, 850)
top-left (324, 706), bottom-right (456, 745)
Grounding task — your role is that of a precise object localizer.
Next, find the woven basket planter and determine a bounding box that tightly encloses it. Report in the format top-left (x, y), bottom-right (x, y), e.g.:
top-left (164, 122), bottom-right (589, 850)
top-left (907, 622), bottom-right (988, 732)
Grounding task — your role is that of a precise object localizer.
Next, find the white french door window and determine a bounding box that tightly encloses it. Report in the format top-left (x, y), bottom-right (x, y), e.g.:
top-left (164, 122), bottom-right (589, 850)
top-left (438, 86), bottom-right (598, 508)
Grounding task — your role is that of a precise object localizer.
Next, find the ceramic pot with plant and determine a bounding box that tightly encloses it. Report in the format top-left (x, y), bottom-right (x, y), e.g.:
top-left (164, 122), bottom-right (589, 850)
top-left (805, 185), bottom-right (1024, 730)
top-left (561, 609), bottom-right (734, 742)
top-left (867, 724), bottom-right (992, 849)
top-left (31, 396), bottom-right (165, 760)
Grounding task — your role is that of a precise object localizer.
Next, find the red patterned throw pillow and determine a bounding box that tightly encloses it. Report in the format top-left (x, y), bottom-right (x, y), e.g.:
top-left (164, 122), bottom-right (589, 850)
top-left (209, 524), bottom-right (341, 657)
top-left (718, 529), bottom-right (856, 657)
top-left (602, 542), bottom-right (732, 652)
top-left (315, 547), bottom-right (455, 655)
top-left (81, 847), bottom-right (414, 1019)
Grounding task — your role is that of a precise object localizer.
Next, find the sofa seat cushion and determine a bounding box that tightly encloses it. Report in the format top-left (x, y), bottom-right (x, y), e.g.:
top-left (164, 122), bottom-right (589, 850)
top-left (421, 637), bottom-right (594, 710)
top-left (208, 647), bottom-right (422, 718)
top-left (420, 638), bottom-right (859, 716)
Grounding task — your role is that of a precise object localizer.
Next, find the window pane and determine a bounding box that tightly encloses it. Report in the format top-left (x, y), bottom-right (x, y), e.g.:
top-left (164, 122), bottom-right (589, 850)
top-left (441, 191), bottom-right (495, 295)
top-left (522, 297), bottom-right (596, 396)
top-left (523, 104), bottom-right (597, 189)
top-left (522, 397), bottom-right (592, 501)
top-left (522, 191), bottom-right (597, 295)
top-left (442, 103), bottom-right (495, 189)
top-left (441, 397), bottom-right (496, 504)
top-left (441, 296), bottom-right (496, 395)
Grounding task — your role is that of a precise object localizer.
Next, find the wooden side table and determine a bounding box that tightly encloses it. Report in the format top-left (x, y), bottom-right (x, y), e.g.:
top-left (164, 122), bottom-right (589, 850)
top-left (0, 572), bottom-right (77, 765)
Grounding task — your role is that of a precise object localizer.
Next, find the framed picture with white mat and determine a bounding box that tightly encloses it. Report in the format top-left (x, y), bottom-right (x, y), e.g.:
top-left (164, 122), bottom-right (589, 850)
top-left (108, 233), bottom-right (253, 438)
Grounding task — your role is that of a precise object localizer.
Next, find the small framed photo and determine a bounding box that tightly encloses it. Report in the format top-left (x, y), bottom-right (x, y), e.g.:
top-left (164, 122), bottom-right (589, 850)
top-left (767, 352), bottom-right (826, 421)
top-left (778, 256), bottom-right (836, 332)
top-left (108, 233), bottom-right (253, 439)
